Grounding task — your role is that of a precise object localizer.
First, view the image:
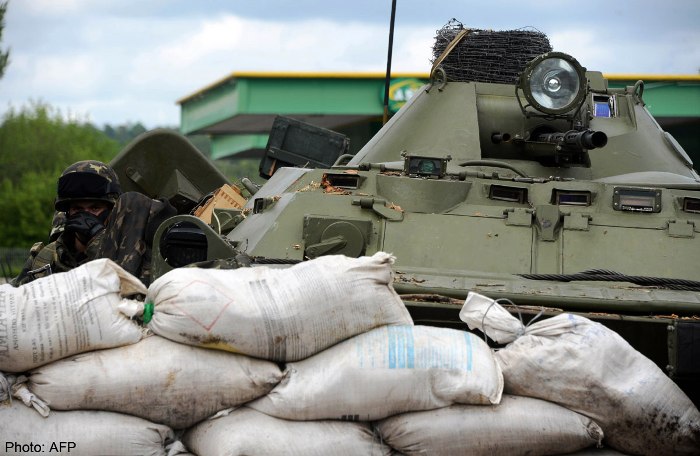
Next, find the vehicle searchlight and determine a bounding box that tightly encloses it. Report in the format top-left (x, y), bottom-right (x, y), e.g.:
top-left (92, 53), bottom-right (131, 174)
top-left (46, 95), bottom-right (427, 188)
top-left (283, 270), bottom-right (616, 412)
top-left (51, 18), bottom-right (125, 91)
top-left (519, 52), bottom-right (587, 116)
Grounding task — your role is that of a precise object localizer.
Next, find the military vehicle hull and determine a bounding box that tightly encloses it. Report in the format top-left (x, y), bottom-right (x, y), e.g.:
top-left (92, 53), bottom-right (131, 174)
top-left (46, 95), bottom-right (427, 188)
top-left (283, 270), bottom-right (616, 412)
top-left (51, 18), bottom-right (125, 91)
top-left (116, 27), bottom-right (700, 407)
top-left (149, 161), bottom-right (700, 405)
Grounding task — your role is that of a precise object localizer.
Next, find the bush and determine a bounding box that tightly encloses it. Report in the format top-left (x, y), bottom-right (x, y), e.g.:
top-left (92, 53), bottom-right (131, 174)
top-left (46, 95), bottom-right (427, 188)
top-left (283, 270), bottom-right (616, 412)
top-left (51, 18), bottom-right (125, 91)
top-left (0, 102), bottom-right (120, 247)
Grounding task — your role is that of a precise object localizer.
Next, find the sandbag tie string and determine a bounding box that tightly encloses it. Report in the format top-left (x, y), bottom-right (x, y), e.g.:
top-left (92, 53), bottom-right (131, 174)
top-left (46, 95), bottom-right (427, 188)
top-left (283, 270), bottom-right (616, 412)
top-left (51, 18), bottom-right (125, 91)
top-left (142, 301), bottom-right (155, 324)
top-left (480, 298), bottom-right (546, 343)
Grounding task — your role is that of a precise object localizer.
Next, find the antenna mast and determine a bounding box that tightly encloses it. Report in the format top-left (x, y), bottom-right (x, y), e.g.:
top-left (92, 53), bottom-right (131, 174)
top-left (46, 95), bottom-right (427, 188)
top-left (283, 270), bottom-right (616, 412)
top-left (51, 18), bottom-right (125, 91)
top-left (382, 0), bottom-right (398, 125)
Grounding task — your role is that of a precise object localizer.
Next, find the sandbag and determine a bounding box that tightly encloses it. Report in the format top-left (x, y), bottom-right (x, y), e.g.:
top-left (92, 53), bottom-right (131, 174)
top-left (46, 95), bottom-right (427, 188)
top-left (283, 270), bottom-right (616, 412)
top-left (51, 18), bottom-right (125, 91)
top-left (25, 335), bottom-right (283, 429)
top-left (183, 407), bottom-right (393, 456)
top-left (164, 441), bottom-right (196, 456)
top-left (143, 252), bottom-right (412, 362)
top-left (0, 259), bottom-right (145, 372)
top-left (249, 324), bottom-right (503, 421)
top-left (376, 395), bottom-right (603, 456)
top-left (460, 292), bottom-right (700, 456)
top-left (0, 400), bottom-right (173, 456)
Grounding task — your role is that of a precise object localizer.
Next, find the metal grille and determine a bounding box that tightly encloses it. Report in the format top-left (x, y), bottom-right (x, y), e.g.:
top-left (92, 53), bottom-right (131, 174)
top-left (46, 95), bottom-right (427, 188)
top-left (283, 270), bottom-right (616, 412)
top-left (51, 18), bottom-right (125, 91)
top-left (432, 19), bottom-right (552, 84)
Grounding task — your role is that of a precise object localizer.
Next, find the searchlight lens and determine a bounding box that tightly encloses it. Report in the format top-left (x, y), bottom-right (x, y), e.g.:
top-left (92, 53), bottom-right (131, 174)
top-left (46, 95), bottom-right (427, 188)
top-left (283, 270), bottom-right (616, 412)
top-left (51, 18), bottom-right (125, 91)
top-left (521, 52), bottom-right (586, 115)
top-left (545, 73), bottom-right (562, 92)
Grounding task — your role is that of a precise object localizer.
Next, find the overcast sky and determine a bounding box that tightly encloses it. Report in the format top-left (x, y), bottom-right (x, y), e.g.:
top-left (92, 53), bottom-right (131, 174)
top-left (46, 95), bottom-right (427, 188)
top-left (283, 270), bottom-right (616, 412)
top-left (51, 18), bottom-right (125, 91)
top-left (1, 0), bottom-right (698, 128)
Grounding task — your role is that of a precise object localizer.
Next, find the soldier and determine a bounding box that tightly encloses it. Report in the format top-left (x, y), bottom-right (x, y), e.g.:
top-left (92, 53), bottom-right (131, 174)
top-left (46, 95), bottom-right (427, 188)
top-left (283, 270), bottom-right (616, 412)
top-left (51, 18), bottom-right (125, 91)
top-left (11, 160), bottom-right (176, 287)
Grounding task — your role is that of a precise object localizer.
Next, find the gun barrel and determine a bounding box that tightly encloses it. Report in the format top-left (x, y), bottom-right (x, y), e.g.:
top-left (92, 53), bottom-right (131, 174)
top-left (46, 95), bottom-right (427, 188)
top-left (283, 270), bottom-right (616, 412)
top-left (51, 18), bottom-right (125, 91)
top-left (536, 130), bottom-right (608, 150)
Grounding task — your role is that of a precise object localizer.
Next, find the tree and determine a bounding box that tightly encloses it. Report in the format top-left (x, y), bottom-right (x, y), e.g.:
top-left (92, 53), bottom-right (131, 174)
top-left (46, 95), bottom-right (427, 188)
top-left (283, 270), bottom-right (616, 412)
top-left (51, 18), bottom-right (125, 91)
top-left (101, 122), bottom-right (148, 145)
top-left (0, 1), bottom-right (10, 79)
top-left (0, 102), bottom-right (120, 247)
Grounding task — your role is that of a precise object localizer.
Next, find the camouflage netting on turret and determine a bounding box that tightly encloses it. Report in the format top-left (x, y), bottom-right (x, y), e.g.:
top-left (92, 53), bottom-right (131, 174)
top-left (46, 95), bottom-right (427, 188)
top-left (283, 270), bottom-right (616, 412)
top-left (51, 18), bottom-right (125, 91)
top-left (431, 19), bottom-right (552, 84)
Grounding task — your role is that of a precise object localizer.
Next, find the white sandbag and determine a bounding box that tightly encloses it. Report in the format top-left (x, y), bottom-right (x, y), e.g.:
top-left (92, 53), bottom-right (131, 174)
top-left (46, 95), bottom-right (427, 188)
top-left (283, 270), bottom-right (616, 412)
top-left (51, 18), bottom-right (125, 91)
top-left (0, 259), bottom-right (146, 372)
top-left (25, 335), bottom-right (283, 429)
top-left (143, 252), bottom-right (412, 362)
top-left (249, 324), bottom-right (503, 421)
top-left (183, 406), bottom-right (393, 456)
top-left (164, 441), bottom-right (196, 456)
top-left (460, 292), bottom-right (700, 456)
top-left (0, 400), bottom-right (173, 456)
top-left (376, 394), bottom-right (603, 456)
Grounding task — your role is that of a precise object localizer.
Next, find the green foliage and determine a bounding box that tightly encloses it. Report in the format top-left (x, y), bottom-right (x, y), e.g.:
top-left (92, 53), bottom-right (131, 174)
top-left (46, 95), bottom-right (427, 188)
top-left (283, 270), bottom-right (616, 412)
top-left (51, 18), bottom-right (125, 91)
top-left (0, 1), bottom-right (9, 79)
top-left (0, 102), bottom-right (120, 247)
top-left (0, 171), bottom-right (55, 247)
top-left (103, 122), bottom-right (148, 146)
top-left (215, 158), bottom-right (266, 191)
top-left (0, 102), bottom-right (118, 184)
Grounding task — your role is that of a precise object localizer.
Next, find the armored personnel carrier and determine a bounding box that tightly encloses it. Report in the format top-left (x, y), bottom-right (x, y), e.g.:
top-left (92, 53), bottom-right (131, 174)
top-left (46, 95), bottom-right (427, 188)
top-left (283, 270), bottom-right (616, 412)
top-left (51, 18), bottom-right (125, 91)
top-left (111, 24), bottom-right (700, 404)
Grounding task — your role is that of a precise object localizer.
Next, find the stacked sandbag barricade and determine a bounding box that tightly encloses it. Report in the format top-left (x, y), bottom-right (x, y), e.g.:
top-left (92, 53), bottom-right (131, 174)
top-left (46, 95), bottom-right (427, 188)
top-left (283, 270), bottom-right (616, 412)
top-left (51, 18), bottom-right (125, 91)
top-left (1, 252), bottom-right (419, 454)
top-left (142, 251), bottom-right (416, 455)
top-left (0, 259), bottom-right (188, 455)
top-left (460, 292), bottom-right (700, 456)
top-left (3, 254), bottom-right (697, 455)
top-left (135, 251), bottom-right (602, 455)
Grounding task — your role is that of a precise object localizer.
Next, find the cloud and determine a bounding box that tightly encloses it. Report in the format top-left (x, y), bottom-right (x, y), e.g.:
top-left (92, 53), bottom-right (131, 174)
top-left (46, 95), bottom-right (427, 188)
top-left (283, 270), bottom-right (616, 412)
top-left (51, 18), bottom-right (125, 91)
top-left (125, 15), bottom-right (435, 102)
top-left (548, 26), bottom-right (700, 75)
top-left (21, 0), bottom-right (85, 15)
top-left (31, 54), bottom-right (106, 95)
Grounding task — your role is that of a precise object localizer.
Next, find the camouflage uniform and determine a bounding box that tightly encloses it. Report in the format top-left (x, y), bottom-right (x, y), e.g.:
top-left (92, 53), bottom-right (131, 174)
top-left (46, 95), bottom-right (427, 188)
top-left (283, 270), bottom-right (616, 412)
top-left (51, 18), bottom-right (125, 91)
top-left (48, 211), bottom-right (66, 243)
top-left (11, 235), bottom-right (85, 286)
top-left (90, 191), bottom-right (176, 285)
top-left (11, 160), bottom-right (176, 287)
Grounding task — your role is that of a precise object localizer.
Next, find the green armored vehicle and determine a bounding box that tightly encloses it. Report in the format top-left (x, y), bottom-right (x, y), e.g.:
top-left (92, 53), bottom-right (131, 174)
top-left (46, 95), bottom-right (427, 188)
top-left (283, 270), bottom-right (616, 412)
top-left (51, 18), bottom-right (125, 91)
top-left (111, 26), bottom-right (700, 405)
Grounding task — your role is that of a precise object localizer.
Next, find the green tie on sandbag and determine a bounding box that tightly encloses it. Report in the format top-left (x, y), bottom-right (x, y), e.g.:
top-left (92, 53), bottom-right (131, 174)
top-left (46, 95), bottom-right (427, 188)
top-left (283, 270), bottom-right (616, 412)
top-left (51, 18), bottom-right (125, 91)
top-left (142, 301), bottom-right (155, 324)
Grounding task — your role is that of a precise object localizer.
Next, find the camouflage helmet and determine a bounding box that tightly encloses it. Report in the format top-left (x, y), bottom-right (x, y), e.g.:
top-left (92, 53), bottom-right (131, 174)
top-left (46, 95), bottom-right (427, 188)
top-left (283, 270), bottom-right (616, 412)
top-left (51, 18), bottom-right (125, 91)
top-left (55, 160), bottom-right (122, 212)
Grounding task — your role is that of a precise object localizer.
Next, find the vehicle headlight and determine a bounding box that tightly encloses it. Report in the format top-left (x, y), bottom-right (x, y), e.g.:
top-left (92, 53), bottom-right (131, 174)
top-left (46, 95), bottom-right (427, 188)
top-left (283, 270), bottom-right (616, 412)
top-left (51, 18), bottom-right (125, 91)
top-left (520, 52), bottom-right (587, 115)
